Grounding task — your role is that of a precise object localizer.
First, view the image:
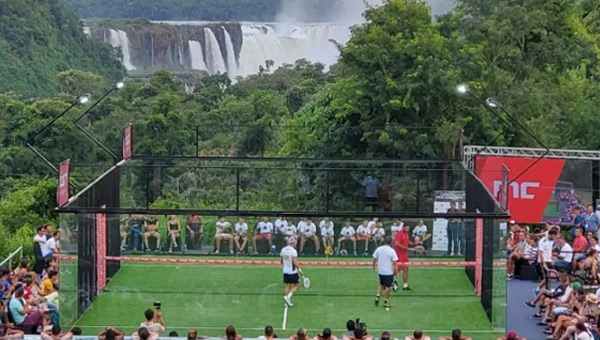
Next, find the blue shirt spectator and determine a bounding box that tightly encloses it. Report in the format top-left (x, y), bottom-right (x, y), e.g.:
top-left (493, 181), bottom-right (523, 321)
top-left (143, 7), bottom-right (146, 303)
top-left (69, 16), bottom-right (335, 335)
top-left (362, 176), bottom-right (381, 198)
top-left (9, 295), bottom-right (26, 325)
top-left (583, 204), bottom-right (599, 233)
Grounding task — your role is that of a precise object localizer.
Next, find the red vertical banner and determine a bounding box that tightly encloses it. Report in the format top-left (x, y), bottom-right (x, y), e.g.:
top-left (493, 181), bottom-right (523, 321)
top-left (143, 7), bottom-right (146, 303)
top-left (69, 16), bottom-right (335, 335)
top-left (96, 213), bottom-right (107, 292)
top-left (57, 159), bottom-right (71, 207)
top-left (474, 218), bottom-right (484, 297)
top-left (123, 124), bottom-right (132, 160)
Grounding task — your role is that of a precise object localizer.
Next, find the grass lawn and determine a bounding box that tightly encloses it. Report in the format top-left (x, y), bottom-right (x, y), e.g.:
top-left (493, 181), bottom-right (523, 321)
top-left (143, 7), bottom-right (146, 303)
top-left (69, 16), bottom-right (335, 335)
top-left (62, 261), bottom-right (504, 340)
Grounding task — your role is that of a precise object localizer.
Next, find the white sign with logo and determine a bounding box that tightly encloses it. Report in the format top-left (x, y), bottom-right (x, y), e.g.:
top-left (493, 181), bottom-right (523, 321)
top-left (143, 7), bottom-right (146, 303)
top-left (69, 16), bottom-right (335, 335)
top-left (432, 190), bottom-right (466, 251)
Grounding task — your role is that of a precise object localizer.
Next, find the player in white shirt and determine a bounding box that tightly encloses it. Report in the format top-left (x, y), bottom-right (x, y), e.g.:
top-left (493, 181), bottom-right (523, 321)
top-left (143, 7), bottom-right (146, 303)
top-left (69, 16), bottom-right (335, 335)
top-left (538, 228), bottom-right (558, 289)
top-left (319, 218), bottom-right (335, 255)
top-left (390, 220), bottom-right (403, 236)
top-left (372, 236), bottom-right (398, 309)
top-left (336, 221), bottom-right (357, 256)
top-left (274, 217), bottom-right (288, 235)
top-left (371, 221), bottom-right (385, 247)
top-left (234, 217), bottom-right (249, 254)
top-left (299, 218), bottom-right (320, 255)
top-left (281, 236), bottom-right (301, 307)
top-left (253, 216), bottom-right (274, 255)
top-left (356, 220), bottom-right (372, 255)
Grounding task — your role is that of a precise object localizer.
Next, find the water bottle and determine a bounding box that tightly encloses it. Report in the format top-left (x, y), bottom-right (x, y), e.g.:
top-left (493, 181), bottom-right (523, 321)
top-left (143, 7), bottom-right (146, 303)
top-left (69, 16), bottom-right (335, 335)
top-left (271, 245), bottom-right (277, 255)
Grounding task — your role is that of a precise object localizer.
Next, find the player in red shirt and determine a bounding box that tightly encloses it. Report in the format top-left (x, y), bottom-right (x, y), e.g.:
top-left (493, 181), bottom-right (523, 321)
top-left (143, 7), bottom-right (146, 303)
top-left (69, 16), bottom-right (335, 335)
top-left (393, 223), bottom-right (414, 291)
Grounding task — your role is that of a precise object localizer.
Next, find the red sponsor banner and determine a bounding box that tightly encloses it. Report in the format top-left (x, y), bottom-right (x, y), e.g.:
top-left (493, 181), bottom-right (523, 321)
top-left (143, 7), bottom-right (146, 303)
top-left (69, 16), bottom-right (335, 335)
top-left (475, 218), bottom-right (483, 297)
top-left (475, 156), bottom-right (566, 223)
top-left (57, 159), bottom-right (70, 207)
top-left (96, 213), bottom-right (107, 292)
top-left (104, 256), bottom-right (477, 268)
top-left (123, 124), bottom-right (132, 160)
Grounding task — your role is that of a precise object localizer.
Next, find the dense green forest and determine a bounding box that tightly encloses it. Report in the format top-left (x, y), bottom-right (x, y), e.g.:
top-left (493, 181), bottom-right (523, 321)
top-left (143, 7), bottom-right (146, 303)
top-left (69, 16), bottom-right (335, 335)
top-left (2, 0), bottom-right (600, 260)
top-left (0, 0), bottom-right (126, 96)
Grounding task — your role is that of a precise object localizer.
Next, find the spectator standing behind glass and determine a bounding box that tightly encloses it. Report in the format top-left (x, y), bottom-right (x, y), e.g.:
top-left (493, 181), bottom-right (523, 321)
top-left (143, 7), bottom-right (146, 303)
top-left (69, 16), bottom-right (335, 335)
top-left (446, 202), bottom-right (461, 256)
top-left (186, 215), bottom-right (204, 250)
top-left (46, 231), bottom-right (59, 257)
top-left (572, 207), bottom-right (584, 239)
top-left (129, 215), bottom-right (145, 252)
top-left (214, 217), bottom-right (234, 255)
top-left (234, 217), bottom-right (249, 255)
top-left (362, 175), bottom-right (381, 211)
top-left (583, 204), bottom-right (599, 236)
top-left (140, 308), bottom-right (166, 336)
top-left (167, 215), bottom-right (181, 253)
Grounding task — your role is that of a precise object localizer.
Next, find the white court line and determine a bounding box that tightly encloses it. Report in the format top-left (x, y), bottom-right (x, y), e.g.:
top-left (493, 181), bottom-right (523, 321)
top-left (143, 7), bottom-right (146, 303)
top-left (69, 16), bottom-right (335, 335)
top-left (73, 326), bottom-right (498, 333)
top-left (282, 304), bottom-right (289, 330)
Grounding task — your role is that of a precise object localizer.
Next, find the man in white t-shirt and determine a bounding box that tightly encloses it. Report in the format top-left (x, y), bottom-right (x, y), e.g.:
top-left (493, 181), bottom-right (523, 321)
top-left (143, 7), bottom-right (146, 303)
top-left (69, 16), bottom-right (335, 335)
top-left (319, 218), bottom-right (335, 254)
top-left (281, 237), bottom-right (301, 307)
top-left (46, 231), bottom-right (59, 256)
top-left (371, 221), bottom-right (385, 247)
top-left (411, 220), bottom-right (430, 252)
top-left (214, 217), bottom-right (234, 254)
top-left (538, 228), bottom-right (558, 289)
top-left (337, 221), bottom-right (357, 256)
top-left (553, 236), bottom-right (573, 271)
top-left (299, 218), bottom-right (320, 255)
top-left (234, 217), bottom-right (249, 254)
top-left (357, 220), bottom-right (372, 255)
top-left (282, 220), bottom-right (298, 240)
top-left (390, 220), bottom-right (403, 236)
top-left (253, 216), bottom-right (274, 255)
top-left (372, 236), bottom-right (398, 309)
top-left (297, 218), bottom-right (307, 233)
top-left (367, 218), bottom-right (379, 229)
top-left (275, 217), bottom-right (288, 235)
top-left (34, 226), bottom-right (53, 258)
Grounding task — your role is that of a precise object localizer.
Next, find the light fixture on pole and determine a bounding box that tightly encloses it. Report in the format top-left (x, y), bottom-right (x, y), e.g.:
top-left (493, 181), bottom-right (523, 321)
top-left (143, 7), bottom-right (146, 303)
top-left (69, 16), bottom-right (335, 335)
top-left (72, 81), bottom-right (126, 161)
top-left (26, 94), bottom-right (91, 175)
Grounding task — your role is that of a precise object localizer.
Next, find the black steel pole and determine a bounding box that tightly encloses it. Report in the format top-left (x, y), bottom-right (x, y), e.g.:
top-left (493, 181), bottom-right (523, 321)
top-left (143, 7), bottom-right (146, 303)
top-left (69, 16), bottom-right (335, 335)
top-left (73, 89), bottom-right (114, 124)
top-left (27, 102), bottom-right (77, 144)
top-left (73, 124), bottom-right (119, 160)
top-left (236, 168), bottom-right (241, 211)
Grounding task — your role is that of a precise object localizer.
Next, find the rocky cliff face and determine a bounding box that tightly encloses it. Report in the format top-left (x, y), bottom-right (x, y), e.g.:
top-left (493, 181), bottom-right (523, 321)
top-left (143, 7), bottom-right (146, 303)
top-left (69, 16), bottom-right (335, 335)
top-left (86, 19), bottom-right (242, 76)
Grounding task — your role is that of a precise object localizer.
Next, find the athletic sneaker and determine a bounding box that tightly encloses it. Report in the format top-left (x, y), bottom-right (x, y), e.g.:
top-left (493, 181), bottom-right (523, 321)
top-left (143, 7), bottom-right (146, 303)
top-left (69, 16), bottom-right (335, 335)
top-left (392, 281), bottom-right (399, 292)
top-left (215, 250), bottom-right (220, 254)
top-left (374, 296), bottom-right (380, 306)
top-left (402, 286), bottom-right (411, 291)
top-left (524, 301), bottom-right (536, 308)
top-left (283, 296), bottom-right (294, 307)
top-left (383, 300), bottom-right (392, 308)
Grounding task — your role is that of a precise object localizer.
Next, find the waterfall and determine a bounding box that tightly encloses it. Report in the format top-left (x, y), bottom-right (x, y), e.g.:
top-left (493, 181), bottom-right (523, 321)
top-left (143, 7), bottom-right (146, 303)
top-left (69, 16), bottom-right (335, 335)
top-left (203, 28), bottom-right (227, 74)
top-left (108, 29), bottom-right (136, 71)
top-left (223, 28), bottom-right (238, 78)
top-left (188, 40), bottom-right (208, 72)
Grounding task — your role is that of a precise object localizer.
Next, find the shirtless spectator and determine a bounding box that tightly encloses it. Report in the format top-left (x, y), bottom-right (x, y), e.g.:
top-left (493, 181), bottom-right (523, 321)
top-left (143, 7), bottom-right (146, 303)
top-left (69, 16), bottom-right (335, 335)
top-left (140, 308), bottom-right (166, 336)
top-left (186, 215), bottom-right (204, 250)
top-left (41, 325), bottom-right (73, 340)
top-left (316, 328), bottom-right (337, 340)
top-left (337, 221), bottom-right (357, 256)
top-left (214, 217), bottom-right (234, 255)
top-left (343, 327), bottom-right (372, 340)
top-left (405, 330), bottom-right (430, 340)
top-left (257, 326), bottom-right (275, 340)
top-left (144, 216), bottom-right (161, 252)
top-left (290, 328), bottom-right (311, 340)
top-left (98, 327), bottom-right (125, 340)
top-left (438, 329), bottom-right (471, 340)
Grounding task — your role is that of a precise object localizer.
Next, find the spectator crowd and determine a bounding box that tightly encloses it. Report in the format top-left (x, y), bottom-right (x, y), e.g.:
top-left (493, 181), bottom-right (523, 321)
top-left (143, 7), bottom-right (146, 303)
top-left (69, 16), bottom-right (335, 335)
top-left (505, 203), bottom-right (600, 339)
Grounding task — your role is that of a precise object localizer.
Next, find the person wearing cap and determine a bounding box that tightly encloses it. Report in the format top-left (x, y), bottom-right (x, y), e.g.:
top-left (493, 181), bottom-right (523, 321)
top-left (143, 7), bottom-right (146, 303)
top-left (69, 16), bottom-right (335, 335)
top-left (496, 330), bottom-right (526, 340)
top-left (281, 236), bottom-right (301, 307)
top-left (404, 330), bottom-right (430, 340)
top-left (315, 328), bottom-right (337, 340)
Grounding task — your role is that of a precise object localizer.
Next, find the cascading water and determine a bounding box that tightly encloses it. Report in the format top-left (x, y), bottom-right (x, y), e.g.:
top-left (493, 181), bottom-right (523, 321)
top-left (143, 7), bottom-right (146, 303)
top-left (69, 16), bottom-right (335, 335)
top-left (108, 29), bottom-right (136, 71)
top-left (223, 28), bottom-right (238, 78)
top-left (188, 40), bottom-right (208, 72)
top-left (203, 27), bottom-right (227, 74)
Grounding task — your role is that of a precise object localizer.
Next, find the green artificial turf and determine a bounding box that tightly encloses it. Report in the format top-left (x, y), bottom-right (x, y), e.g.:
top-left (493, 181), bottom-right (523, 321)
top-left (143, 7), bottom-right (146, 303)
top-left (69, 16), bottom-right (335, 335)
top-left (62, 261), bottom-right (505, 339)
